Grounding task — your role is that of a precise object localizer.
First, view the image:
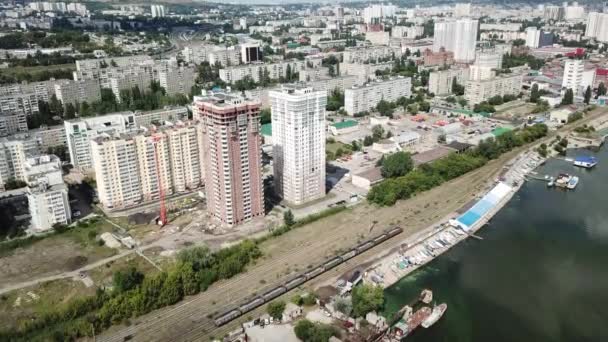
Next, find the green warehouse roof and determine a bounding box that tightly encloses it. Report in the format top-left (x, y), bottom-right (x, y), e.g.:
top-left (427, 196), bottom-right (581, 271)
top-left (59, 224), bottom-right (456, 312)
top-left (261, 123), bottom-right (272, 136)
top-left (491, 127), bottom-right (512, 137)
top-left (331, 120), bottom-right (358, 130)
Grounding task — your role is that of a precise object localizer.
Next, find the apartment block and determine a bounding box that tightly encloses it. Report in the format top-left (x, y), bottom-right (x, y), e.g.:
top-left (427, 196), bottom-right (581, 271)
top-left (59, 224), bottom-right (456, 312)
top-left (193, 91), bottom-right (264, 226)
top-left (428, 68), bottom-right (469, 96)
top-left (29, 125), bottom-right (67, 149)
top-left (133, 132), bottom-right (173, 202)
top-left (339, 61), bottom-right (393, 84)
top-left (208, 46), bottom-right (241, 67)
top-left (219, 60), bottom-right (305, 83)
top-left (0, 92), bottom-right (39, 117)
top-left (91, 134), bottom-right (142, 209)
top-left (26, 156), bottom-right (71, 232)
top-left (109, 70), bottom-right (153, 102)
top-left (465, 72), bottom-right (524, 105)
top-left (342, 46), bottom-right (400, 63)
top-left (423, 48), bottom-right (455, 67)
top-left (433, 19), bottom-right (479, 63)
top-left (0, 136), bottom-right (39, 189)
top-left (157, 64), bottom-right (197, 96)
top-left (64, 113), bottom-right (136, 170)
top-left (0, 111), bottom-right (28, 137)
top-left (270, 84), bottom-right (326, 206)
top-left (166, 123), bottom-right (203, 192)
top-left (134, 107), bottom-right (188, 127)
top-left (54, 79), bottom-right (101, 107)
top-left (344, 77), bottom-right (412, 115)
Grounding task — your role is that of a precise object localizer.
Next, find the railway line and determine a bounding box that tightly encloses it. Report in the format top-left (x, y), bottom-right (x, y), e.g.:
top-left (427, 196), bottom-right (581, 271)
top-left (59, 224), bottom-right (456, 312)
top-left (98, 160), bottom-right (504, 342)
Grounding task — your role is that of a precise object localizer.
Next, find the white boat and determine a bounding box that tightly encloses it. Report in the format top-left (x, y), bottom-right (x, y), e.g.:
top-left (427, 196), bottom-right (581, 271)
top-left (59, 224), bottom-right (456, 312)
top-left (573, 156), bottom-right (598, 168)
top-left (422, 303), bottom-right (447, 328)
top-left (567, 176), bottom-right (579, 189)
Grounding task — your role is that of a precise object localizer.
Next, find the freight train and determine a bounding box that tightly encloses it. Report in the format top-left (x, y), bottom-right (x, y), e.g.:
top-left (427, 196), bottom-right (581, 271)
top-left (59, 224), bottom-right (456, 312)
top-left (213, 226), bottom-right (403, 326)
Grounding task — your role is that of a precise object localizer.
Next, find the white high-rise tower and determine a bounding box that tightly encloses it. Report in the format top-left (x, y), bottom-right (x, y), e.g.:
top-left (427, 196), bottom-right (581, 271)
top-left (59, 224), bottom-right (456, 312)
top-left (270, 84), bottom-right (326, 206)
top-left (433, 19), bottom-right (479, 63)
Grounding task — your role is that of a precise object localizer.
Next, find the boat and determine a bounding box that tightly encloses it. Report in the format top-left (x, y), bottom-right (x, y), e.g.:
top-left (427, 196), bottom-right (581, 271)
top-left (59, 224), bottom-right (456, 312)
top-left (573, 156), bottom-right (598, 168)
top-left (422, 303), bottom-right (448, 328)
top-left (405, 307), bottom-right (432, 336)
top-left (555, 173), bottom-right (572, 188)
top-left (547, 176), bottom-right (554, 187)
top-left (567, 176), bottom-right (579, 189)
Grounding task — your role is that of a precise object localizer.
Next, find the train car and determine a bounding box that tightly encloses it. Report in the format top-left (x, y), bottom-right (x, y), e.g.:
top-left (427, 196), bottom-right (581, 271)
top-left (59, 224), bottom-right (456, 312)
top-left (373, 233), bottom-right (388, 244)
top-left (284, 275), bottom-right (306, 290)
top-left (323, 256), bottom-right (343, 270)
top-left (304, 266), bottom-right (325, 280)
top-left (214, 309), bottom-right (242, 326)
top-left (262, 286), bottom-right (287, 301)
top-left (387, 227), bottom-right (403, 237)
top-left (355, 240), bottom-right (374, 253)
top-left (341, 248), bottom-right (357, 261)
top-left (239, 297), bottom-right (265, 313)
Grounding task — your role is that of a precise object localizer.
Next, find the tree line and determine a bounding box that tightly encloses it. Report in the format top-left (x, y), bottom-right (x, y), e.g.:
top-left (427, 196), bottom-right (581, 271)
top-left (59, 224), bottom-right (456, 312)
top-left (368, 124), bottom-right (549, 206)
top-left (0, 241), bottom-right (262, 341)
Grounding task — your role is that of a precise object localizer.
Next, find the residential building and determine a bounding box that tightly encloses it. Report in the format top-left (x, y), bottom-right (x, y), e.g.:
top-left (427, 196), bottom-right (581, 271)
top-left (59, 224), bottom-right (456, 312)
top-left (157, 64), bottom-right (197, 96)
top-left (132, 132), bottom-right (173, 202)
top-left (342, 46), bottom-right (398, 63)
top-left (525, 27), bottom-right (554, 48)
top-left (166, 123), bottom-right (203, 192)
top-left (465, 72), bottom-right (524, 104)
top-left (562, 59), bottom-right (584, 91)
top-left (344, 77), bottom-right (412, 115)
top-left (64, 113), bottom-right (136, 170)
top-left (150, 4), bottom-right (165, 18)
top-left (0, 111), bottom-right (28, 137)
top-left (29, 125), bottom-right (67, 149)
top-left (270, 84), bottom-right (326, 205)
top-left (54, 79), bottom-right (101, 107)
top-left (193, 91), bottom-right (264, 226)
top-left (219, 60), bottom-right (305, 83)
top-left (428, 68), bottom-right (469, 96)
top-left (24, 155), bottom-right (70, 229)
top-left (544, 5), bottom-right (564, 21)
top-left (363, 4), bottom-right (397, 24)
top-left (109, 71), bottom-right (152, 102)
top-left (366, 31), bottom-right (390, 46)
top-left (564, 2), bottom-right (585, 20)
top-left (91, 134), bottom-right (142, 209)
top-left (391, 25), bottom-right (424, 39)
top-left (433, 19), bottom-right (479, 63)
top-left (0, 92), bottom-right (39, 117)
top-left (0, 136), bottom-right (38, 188)
top-left (241, 43), bottom-right (262, 64)
top-left (586, 12), bottom-right (608, 43)
top-left (208, 46), bottom-right (241, 67)
top-left (423, 48), bottom-right (455, 67)
top-left (339, 61), bottom-right (393, 84)
top-left (134, 107), bottom-right (188, 127)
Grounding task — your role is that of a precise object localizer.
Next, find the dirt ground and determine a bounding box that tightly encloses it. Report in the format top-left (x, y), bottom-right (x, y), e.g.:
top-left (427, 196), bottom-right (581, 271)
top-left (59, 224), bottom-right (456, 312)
top-left (0, 220), bottom-right (116, 289)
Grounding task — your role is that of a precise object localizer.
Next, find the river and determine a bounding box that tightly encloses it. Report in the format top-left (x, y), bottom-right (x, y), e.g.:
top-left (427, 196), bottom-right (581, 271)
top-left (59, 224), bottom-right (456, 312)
top-left (383, 145), bottom-right (608, 342)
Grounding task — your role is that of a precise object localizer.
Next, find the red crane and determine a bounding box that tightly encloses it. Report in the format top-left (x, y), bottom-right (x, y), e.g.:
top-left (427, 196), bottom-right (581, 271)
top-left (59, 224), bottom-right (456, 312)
top-left (152, 135), bottom-right (167, 226)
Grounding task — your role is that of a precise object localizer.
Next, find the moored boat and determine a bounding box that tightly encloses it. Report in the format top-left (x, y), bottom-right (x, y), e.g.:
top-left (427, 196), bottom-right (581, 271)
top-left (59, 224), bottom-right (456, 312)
top-left (422, 303), bottom-right (447, 328)
top-left (567, 176), bottom-right (579, 189)
top-left (573, 156), bottom-right (598, 168)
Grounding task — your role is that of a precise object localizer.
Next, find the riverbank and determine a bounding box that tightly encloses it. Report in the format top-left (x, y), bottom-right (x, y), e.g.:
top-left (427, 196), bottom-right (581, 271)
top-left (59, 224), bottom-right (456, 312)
top-left (360, 149), bottom-right (546, 289)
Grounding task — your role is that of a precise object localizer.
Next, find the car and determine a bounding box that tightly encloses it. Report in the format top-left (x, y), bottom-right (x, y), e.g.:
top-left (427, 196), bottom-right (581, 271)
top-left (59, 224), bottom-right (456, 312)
top-left (72, 210), bottom-right (81, 217)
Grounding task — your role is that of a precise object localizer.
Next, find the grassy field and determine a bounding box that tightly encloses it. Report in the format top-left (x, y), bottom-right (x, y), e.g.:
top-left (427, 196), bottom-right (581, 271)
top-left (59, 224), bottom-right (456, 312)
top-left (0, 218), bottom-right (117, 289)
top-left (0, 278), bottom-right (95, 331)
top-left (0, 63), bottom-right (76, 76)
top-left (326, 141), bottom-right (350, 154)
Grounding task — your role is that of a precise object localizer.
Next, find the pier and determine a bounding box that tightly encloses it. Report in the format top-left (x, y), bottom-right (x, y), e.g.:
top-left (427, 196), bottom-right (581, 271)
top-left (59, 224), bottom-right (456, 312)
top-left (465, 231), bottom-right (484, 240)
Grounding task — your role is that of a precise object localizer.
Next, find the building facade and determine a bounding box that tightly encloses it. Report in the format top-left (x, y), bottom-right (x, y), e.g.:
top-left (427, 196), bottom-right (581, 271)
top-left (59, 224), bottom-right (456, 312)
top-left (270, 84), bottom-right (326, 205)
top-left (194, 92), bottom-right (264, 226)
top-left (465, 72), bottom-right (524, 104)
top-left (344, 77), bottom-right (412, 115)
top-left (428, 68), bottom-right (469, 96)
top-left (433, 19), bottom-right (479, 63)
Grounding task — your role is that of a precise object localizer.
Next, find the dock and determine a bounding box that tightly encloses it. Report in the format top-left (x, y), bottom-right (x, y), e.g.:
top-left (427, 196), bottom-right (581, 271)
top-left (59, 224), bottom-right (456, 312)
top-left (465, 231), bottom-right (484, 240)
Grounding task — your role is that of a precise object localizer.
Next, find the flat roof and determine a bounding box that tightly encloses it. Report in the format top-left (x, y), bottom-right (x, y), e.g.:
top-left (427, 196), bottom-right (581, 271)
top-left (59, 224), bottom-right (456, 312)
top-left (331, 120), bottom-right (358, 130)
top-left (354, 167), bottom-right (383, 183)
top-left (491, 127), bottom-right (512, 137)
top-left (412, 146), bottom-right (454, 166)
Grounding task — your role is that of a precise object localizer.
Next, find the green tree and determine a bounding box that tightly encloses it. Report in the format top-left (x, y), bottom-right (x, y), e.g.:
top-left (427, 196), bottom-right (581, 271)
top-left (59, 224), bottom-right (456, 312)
top-left (260, 108), bottom-right (271, 124)
top-left (598, 82), bottom-right (607, 97)
top-left (371, 125), bottom-right (385, 142)
top-left (363, 135), bottom-right (374, 146)
top-left (381, 152), bottom-right (413, 178)
top-left (112, 266), bottom-right (144, 293)
top-left (334, 297), bottom-right (353, 316)
top-left (584, 86), bottom-right (592, 104)
top-left (179, 262), bottom-right (199, 296)
top-left (561, 88), bottom-right (574, 105)
top-left (530, 83), bottom-right (540, 103)
top-left (376, 99), bottom-right (394, 117)
top-left (294, 319), bottom-right (338, 342)
top-left (352, 284), bottom-right (384, 317)
top-left (451, 77), bottom-right (465, 95)
top-left (267, 300), bottom-right (286, 320)
top-left (284, 210), bottom-right (295, 226)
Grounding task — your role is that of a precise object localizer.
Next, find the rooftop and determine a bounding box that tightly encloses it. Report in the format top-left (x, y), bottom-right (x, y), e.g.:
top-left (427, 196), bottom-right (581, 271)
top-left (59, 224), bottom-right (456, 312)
top-left (491, 127), bottom-right (512, 137)
top-left (261, 123), bottom-right (272, 136)
top-left (412, 146), bottom-right (454, 166)
top-left (354, 167), bottom-right (383, 183)
top-left (331, 120), bottom-right (358, 130)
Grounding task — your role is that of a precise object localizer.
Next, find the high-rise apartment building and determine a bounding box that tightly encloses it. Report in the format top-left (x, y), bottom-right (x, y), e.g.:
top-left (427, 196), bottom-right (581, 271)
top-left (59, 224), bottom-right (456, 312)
top-left (344, 77), bottom-right (412, 115)
top-left (194, 91), bottom-right (264, 226)
top-left (429, 68), bottom-right (469, 96)
top-left (562, 59), bottom-right (585, 93)
top-left (241, 43), bottom-right (262, 64)
top-left (91, 134), bottom-right (142, 209)
top-left (586, 12), bottom-right (608, 43)
top-left (433, 19), bottom-right (479, 63)
top-left (525, 27), bottom-right (554, 48)
top-left (54, 79), bottom-right (101, 107)
top-left (544, 5), bottom-right (565, 21)
top-left (270, 84), bottom-right (326, 206)
top-left (150, 5), bottom-right (166, 18)
top-left (454, 3), bottom-right (471, 17)
top-left (157, 64), bottom-right (197, 96)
